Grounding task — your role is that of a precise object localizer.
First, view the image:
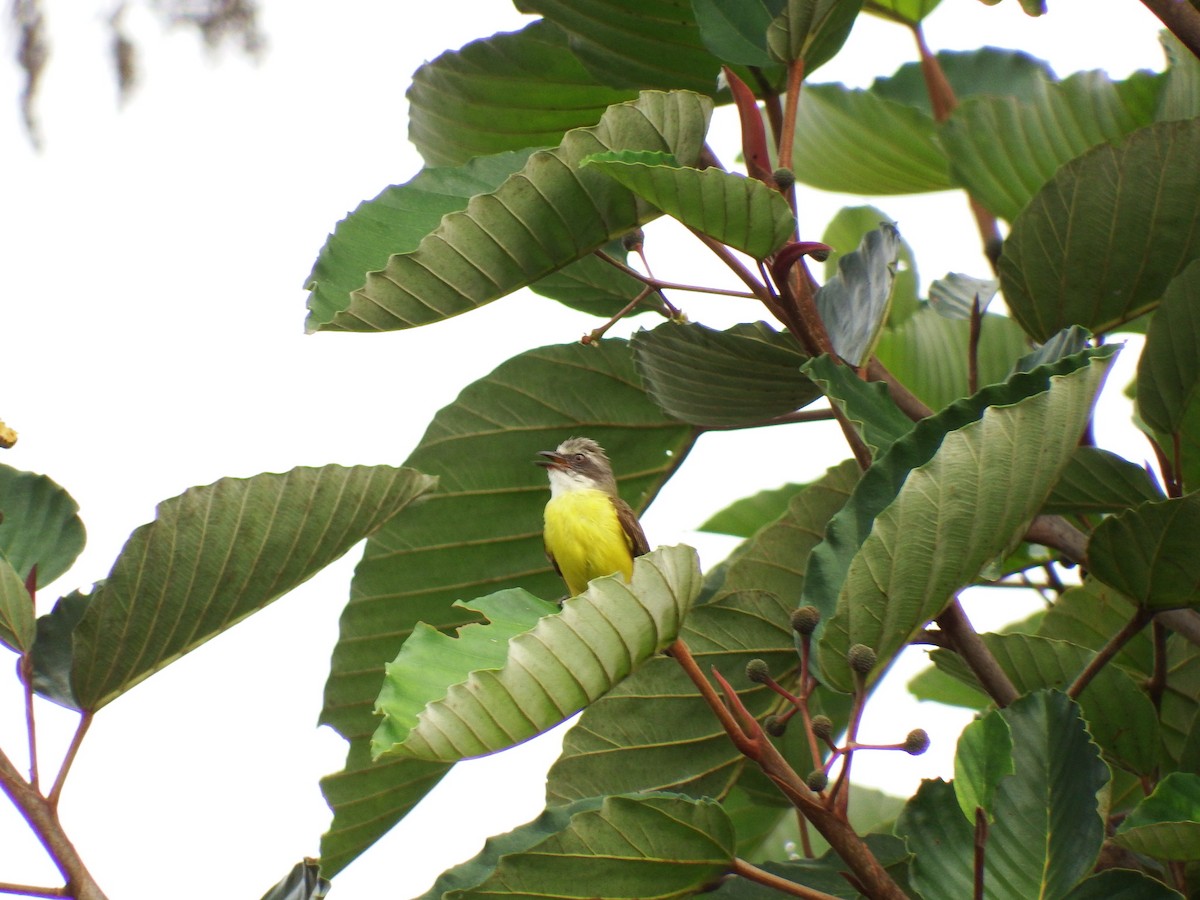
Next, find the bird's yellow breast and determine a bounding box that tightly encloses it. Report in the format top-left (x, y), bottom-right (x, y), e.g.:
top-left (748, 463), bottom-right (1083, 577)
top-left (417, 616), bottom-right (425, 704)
top-left (543, 488), bottom-right (635, 598)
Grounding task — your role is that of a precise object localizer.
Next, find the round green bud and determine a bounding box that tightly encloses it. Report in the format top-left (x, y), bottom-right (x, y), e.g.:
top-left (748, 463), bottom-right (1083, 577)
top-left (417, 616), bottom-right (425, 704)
top-left (772, 167), bottom-right (795, 191)
top-left (621, 228), bottom-right (645, 251)
top-left (847, 643), bottom-right (877, 675)
top-left (745, 658), bottom-right (772, 684)
top-left (805, 769), bottom-right (829, 792)
top-left (764, 715), bottom-right (788, 737)
top-left (904, 728), bottom-right (931, 756)
top-left (790, 605), bottom-right (821, 635)
top-left (811, 715), bottom-right (833, 741)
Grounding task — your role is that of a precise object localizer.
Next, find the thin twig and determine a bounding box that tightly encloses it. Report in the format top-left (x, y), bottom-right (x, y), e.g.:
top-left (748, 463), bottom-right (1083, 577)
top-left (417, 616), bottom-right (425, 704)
top-left (592, 250), bottom-right (757, 299)
top-left (0, 882), bottom-right (68, 898)
top-left (967, 295), bottom-right (981, 395)
top-left (1067, 609), bottom-right (1152, 699)
top-left (730, 858), bottom-right (844, 900)
top-left (21, 569), bottom-right (38, 789)
top-left (48, 713), bottom-right (93, 809)
top-left (1149, 620), bottom-right (1170, 711)
top-left (973, 810), bottom-right (988, 900)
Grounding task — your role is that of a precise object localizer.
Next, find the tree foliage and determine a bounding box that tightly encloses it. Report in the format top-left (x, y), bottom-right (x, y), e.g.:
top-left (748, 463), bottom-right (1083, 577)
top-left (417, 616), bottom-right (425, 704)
top-left (7, 1), bottom-right (1200, 899)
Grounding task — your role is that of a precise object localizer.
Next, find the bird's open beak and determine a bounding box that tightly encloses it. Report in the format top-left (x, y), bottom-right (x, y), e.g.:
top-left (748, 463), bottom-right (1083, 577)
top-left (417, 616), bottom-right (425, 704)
top-left (536, 450), bottom-right (567, 470)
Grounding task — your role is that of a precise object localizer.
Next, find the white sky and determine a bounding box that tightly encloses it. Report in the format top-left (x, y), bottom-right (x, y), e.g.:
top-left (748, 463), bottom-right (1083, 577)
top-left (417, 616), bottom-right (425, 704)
top-left (0, 1), bottom-right (1166, 898)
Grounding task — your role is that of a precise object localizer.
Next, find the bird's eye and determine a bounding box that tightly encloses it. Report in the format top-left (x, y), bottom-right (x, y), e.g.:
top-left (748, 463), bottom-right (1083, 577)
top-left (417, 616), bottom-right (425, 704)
top-left (573, 454), bottom-right (585, 463)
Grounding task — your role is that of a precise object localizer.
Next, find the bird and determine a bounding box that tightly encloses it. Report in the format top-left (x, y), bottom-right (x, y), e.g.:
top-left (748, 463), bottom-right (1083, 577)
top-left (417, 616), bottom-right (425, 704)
top-left (536, 437), bottom-right (650, 599)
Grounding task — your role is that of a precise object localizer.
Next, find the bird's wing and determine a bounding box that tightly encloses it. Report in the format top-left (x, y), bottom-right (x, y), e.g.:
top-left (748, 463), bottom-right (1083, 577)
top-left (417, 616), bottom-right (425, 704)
top-left (614, 497), bottom-right (651, 557)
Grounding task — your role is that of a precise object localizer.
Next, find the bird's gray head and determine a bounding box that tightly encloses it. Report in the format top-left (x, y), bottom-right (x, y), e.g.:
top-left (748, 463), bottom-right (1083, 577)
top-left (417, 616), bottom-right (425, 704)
top-left (536, 437), bottom-right (619, 496)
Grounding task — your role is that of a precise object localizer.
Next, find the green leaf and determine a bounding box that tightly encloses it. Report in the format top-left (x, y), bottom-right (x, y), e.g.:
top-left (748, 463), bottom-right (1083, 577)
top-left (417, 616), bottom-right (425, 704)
top-left (257, 861), bottom-right (330, 900)
top-left (529, 241), bottom-right (657, 318)
top-left (407, 20), bottom-right (638, 167)
top-left (0, 554), bottom-right (33, 652)
top-left (632, 321), bottom-right (819, 427)
top-left (894, 780), bottom-right (975, 900)
top-left (907, 662), bottom-right (989, 709)
top-left (68, 466), bottom-right (434, 712)
top-left (766, 0), bottom-right (863, 70)
top-left (318, 340), bottom-right (694, 875)
top-left (790, 84), bottom-right (950, 194)
top-left (1115, 772), bottom-right (1200, 861)
top-left (928, 273), bottom-right (997, 320)
top-left (304, 150), bottom-right (534, 331)
top-left (430, 794), bottom-right (736, 900)
top-left (864, 0), bottom-right (941, 24)
top-left (581, 150), bottom-right (795, 257)
top-left (953, 712), bottom-right (1012, 823)
top-left (815, 222), bottom-right (900, 365)
top-left (1160, 31), bottom-right (1200, 123)
top-left (0, 465), bottom-right (85, 589)
top-left (1137, 258), bottom-right (1200, 436)
top-left (820, 206), bottom-right (918, 324)
top-left (811, 346), bottom-right (1115, 692)
top-left (943, 69), bottom-right (1159, 223)
top-left (1042, 447), bottom-right (1163, 515)
top-left (28, 591), bottom-right (89, 710)
top-left (309, 90), bottom-right (713, 333)
top-left (1037, 579), bottom-right (1151, 673)
top-left (1088, 495), bottom-right (1200, 611)
top-left (699, 484), bottom-right (806, 538)
top-left (801, 355), bottom-right (914, 456)
top-left (899, 692), bottom-right (1108, 900)
top-left (1063, 869), bottom-right (1182, 900)
top-left (873, 306), bottom-right (1031, 411)
top-left (931, 632), bottom-right (1162, 777)
top-left (1000, 118), bottom-right (1200, 342)
top-left (546, 461), bottom-right (859, 804)
top-left (872, 47), bottom-right (1053, 113)
top-left (1010, 324), bottom-right (1092, 376)
top-left (691, 0), bottom-right (785, 68)
top-left (516, 0), bottom-right (729, 95)
top-left (373, 547), bottom-right (700, 763)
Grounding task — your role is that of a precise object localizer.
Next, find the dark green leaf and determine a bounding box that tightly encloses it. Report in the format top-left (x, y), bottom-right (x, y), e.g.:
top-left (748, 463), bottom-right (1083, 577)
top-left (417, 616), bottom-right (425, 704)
top-left (815, 223), bottom-right (900, 365)
top-left (906, 662), bottom-right (988, 709)
top-left (699, 484), bottom-right (806, 538)
top-left (766, 0), bottom-right (863, 71)
top-left (28, 590), bottom-right (88, 709)
top-left (318, 340), bottom-right (694, 875)
top-left (581, 150), bottom-right (795, 258)
top-left (546, 462), bottom-right (859, 804)
top-left (632, 321), bottom-right (819, 427)
top-left (895, 779), bottom-right (975, 900)
top-left (529, 242), bottom-right (657, 318)
top-left (0, 554), bottom-right (33, 652)
top-left (809, 346), bottom-right (1116, 691)
top-left (943, 69), bottom-right (1159, 222)
top-left (407, 21), bottom-right (638, 166)
top-left (1159, 31), bottom-right (1200, 122)
top-left (304, 150), bottom-right (534, 330)
top-left (70, 466), bottom-right (435, 712)
top-left (0, 464), bottom-right (85, 589)
top-left (691, 0), bottom-right (786, 68)
top-left (1000, 118), bottom-right (1200, 342)
top-left (871, 47), bottom-right (1053, 113)
top-left (790, 83), bottom-right (950, 194)
top-left (802, 355), bottom-right (913, 456)
top-left (1115, 772), bottom-right (1200, 861)
top-left (309, 91), bottom-right (713, 333)
top-left (1089, 495), bottom-right (1200, 610)
top-left (435, 794), bottom-right (736, 900)
top-left (1043, 447), bottom-right (1163, 515)
top-left (953, 711), bottom-right (1012, 822)
top-left (1063, 869), bottom-right (1182, 900)
top-left (1137, 259), bottom-right (1200, 438)
top-left (873, 307), bottom-right (1030, 411)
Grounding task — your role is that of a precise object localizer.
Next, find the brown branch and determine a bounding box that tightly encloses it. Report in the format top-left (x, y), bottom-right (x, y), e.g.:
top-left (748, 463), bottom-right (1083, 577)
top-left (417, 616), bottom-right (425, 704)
top-left (1140, 0), bottom-right (1200, 60)
top-left (865, 357), bottom-right (934, 421)
top-left (668, 639), bottom-right (907, 900)
top-left (777, 59), bottom-right (805, 173)
top-left (730, 858), bottom-right (844, 900)
top-left (935, 599), bottom-right (1019, 707)
top-left (0, 749), bottom-right (108, 900)
top-left (1068, 608), bottom-right (1153, 699)
top-left (0, 883), bottom-right (68, 898)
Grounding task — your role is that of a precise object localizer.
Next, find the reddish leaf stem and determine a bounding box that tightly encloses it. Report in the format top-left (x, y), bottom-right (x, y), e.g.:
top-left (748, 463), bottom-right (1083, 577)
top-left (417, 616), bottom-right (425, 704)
top-left (730, 858), bottom-right (843, 900)
top-left (1067, 609), bottom-right (1153, 699)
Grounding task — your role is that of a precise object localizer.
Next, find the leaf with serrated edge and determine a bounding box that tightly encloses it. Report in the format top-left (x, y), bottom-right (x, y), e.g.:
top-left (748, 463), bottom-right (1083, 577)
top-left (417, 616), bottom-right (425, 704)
top-left (317, 340), bottom-right (695, 875)
top-left (373, 547), bottom-right (701, 763)
top-left (312, 90), bottom-right (712, 333)
top-left (69, 465), bottom-right (436, 712)
top-left (1115, 773), bottom-right (1200, 861)
top-left (581, 150), bottom-right (795, 258)
top-left (1089, 495), bottom-right (1200, 610)
top-left (1001, 118), bottom-right (1200, 342)
top-left (953, 712), bottom-right (1012, 823)
top-left (546, 461), bottom-right (860, 805)
top-left (802, 355), bottom-right (913, 456)
top-left (812, 346), bottom-right (1115, 692)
